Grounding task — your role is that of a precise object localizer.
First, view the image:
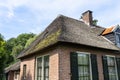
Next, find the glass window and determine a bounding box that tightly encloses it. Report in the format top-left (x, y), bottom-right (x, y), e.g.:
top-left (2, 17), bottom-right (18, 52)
top-left (36, 55), bottom-right (49, 80)
top-left (107, 56), bottom-right (118, 80)
top-left (23, 64), bottom-right (26, 79)
top-left (78, 53), bottom-right (91, 80)
top-left (116, 33), bottom-right (120, 47)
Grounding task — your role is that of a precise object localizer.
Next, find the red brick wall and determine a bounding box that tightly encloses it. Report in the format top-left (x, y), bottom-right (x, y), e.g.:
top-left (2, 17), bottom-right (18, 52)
top-left (20, 56), bottom-right (35, 80)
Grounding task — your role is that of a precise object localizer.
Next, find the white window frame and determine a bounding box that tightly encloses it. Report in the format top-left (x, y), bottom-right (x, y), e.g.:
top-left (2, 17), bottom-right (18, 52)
top-left (76, 51), bottom-right (93, 80)
top-left (106, 55), bottom-right (118, 80)
top-left (35, 54), bottom-right (49, 80)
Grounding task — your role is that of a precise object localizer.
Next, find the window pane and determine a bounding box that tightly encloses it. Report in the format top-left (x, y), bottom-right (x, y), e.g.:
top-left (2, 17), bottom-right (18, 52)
top-left (23, 65), bottom-right (26, 79)
top-left (78, 54), bottom-right (89, 65)
top-left (37, 57), bottom-right (42, 80)
top-left (107, 57), bottom-right (115, 66)
top-left (44, 55), bottom-right (49, 80)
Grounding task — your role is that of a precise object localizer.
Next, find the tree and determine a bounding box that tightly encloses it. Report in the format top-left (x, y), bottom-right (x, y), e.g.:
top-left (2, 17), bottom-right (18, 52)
top-left (0, 33), bottom-right (36, 80)
top-left (16, 33), bottom-right (35, 47)
top-left (6, 33), bottom-right (36, 62)
top-left (0, 34), bottom-right (7, 80)
top-left (24, 35), bottom-right (37, 48)
top-left (92, 19), bottom-right (98, 26)
top-left (11, 44), bottom-right (23, 61)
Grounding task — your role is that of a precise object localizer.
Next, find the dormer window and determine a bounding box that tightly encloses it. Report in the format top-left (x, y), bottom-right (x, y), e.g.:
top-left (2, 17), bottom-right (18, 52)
top-left (115, 28), bottom-right (120, 47)
top-left (102, 25), bottom-right (120, 47)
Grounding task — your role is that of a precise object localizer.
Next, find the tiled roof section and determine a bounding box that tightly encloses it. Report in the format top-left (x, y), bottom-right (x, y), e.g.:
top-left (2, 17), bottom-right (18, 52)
top-left (17, 15), bottom-right (120, 58)
top-left (102, 26), bottom-right (115, 35)
top-left (5, 61), bottom-right (20, 73)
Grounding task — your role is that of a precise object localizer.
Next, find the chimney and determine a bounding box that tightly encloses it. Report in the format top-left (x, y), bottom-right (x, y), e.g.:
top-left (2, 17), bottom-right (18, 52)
top-left (81, 10), bottom-right (93, 25)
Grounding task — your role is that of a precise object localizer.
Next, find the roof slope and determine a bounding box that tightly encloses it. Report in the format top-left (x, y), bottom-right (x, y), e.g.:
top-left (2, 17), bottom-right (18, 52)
top-left (18, 15), bottom-right (120, 58)
top-left (5, 61), bottom-right (20, 73)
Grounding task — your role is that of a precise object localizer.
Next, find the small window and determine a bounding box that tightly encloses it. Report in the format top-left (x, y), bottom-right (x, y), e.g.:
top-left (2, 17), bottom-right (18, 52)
top-left (15, 72), bottom-right (17, 79)
top-left (23, 64), bottom-right (27, 79)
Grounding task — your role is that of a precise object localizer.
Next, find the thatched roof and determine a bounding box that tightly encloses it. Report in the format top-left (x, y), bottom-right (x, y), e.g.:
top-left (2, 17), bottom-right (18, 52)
top-left (18, 15), bottom-right (120, 58)
top-left (5, 61), bottom-right (20, 73)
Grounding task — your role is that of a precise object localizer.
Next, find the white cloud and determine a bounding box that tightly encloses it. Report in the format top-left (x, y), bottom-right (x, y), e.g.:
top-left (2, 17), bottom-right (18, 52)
top-left (7, 11), bottom-right (14, 18)
top-left (0, 0), bottom-right (120, 39)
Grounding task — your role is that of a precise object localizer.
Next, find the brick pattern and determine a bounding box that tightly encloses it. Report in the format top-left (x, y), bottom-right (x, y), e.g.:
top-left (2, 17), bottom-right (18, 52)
top-left (20, 56), bottom-right (35, 80)
top-left (58, 44), bottom-right (120, 80)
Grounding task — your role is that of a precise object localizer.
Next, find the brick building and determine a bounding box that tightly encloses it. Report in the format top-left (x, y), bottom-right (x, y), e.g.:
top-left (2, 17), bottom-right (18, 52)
top-left (6, 10), bottom-right (120, 80)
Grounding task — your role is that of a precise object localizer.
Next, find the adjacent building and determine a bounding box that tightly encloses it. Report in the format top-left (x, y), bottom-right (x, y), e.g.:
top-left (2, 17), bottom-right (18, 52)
top-left (5, 61), bottom-right (20, 80)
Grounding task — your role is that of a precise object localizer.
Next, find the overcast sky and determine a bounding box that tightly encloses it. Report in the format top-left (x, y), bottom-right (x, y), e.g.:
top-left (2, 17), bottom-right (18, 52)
top-left (0, 0), bottom-right (120, 40)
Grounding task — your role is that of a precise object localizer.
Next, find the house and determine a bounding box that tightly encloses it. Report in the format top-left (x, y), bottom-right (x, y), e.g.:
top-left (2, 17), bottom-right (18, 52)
top-left (5, 61), bottom-right (20, 80)
top-left (6, 10), bottom-right (120, 80)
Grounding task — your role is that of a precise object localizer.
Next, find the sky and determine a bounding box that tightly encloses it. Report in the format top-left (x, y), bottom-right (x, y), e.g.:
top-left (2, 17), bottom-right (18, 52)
top-left (0, 0), bottom-right (120, 40)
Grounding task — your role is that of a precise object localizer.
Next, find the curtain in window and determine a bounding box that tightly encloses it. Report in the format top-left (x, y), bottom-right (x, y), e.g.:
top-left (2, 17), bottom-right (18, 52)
top-left (37, 57), bottom-right (42, 80)
top-left (44, 55), bottom-right (49, 80)
top-left (102, 56), bottom-right (119, 80)
top-left (78, 54), bottom-right (90, 80)
top-left (70, 52), bottom-right (98, 80)
top-left (107, 57), bottom-right (117, 80)
top-left (36, 55), bottom-right (49, 80)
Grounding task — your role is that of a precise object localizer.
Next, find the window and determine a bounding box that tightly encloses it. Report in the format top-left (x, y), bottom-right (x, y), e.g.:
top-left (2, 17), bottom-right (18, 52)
top-left (78, 53), bottom-right (91, 80)
top-left (70, 52), bottom-right (98, 80)
top-left (115, 33), bottom-right (120, 47)
top-left (23, 64), bottom-right (27, 79)
top-left (14, 72), bottom-right (17, 79)
top-left (103, 55), bottom-right (119, 80)
top-left (107, 56), bottom-right (118, 80)
top-left (36, 55), bottom-right (49, 80)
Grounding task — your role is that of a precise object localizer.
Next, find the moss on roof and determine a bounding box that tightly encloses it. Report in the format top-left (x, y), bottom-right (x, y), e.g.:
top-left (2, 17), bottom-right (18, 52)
top-left (22, 29), bottom-right (61, 56)
top-left (33, 29), bottom-right (61, 52)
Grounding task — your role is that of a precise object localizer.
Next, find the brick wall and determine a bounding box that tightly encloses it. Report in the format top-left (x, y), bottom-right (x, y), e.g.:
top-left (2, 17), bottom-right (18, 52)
top-left (19, 43), bottom-right (120, 80)
top-left (57, 44), bottom-right (120, 80)
top-left (20, 56), bottom-right (35, 80)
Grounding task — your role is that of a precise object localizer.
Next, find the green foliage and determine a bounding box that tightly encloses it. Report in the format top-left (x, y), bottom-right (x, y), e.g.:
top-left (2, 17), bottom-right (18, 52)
top-left (92, 19), bottom-right (98, 26)
top-left (34, 29), bottom-right (61, 52)
top-left (16, 33), bottom-right (35, 47)
top-left (0, 32), bottom-right (36, 79)
top-left (0, 34), bottom-right (7, 79)
top-left (11, 44), bottom-right (23, 61)
top-left (24, 36), bottom-right (37, 48)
